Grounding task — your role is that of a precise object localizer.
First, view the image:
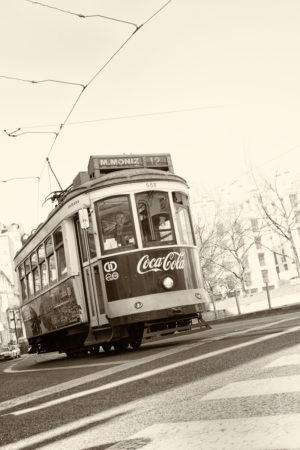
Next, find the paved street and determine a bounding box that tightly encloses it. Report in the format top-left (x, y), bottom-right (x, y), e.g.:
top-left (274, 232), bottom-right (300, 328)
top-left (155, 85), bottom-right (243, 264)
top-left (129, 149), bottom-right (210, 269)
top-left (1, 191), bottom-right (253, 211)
top-left (1, 310), bottom-right (300, 449)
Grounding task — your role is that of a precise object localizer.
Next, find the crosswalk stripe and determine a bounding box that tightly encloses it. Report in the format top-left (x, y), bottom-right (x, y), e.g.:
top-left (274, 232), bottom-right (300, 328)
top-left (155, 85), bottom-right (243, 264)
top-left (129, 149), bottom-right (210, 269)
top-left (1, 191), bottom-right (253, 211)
top-left (265, 354), bottom-right (300, 368)
top-left (201, 374), bottom-right (300, 400)
top-left (110, 415), bottom-right (300, 450)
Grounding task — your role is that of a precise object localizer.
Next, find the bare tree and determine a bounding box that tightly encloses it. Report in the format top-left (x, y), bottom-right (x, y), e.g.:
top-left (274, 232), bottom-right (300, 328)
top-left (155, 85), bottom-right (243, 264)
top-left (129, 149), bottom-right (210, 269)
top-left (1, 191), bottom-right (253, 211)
top-left (254, 174), bottom-right (300, 277)
top-left (195, 205), bottom-right (258, 296)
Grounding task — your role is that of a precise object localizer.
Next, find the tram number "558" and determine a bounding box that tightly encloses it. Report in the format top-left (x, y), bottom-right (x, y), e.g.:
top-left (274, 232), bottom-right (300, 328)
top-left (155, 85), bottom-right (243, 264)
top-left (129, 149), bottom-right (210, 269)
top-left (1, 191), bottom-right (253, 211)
top-left (146, 182), bottom-right (157, 188)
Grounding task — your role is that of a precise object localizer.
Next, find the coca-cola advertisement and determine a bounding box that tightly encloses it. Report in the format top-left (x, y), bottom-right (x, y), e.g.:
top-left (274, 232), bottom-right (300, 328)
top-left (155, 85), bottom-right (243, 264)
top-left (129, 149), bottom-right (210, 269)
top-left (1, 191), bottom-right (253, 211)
top-left (102, 247), bottom-right (202, 302)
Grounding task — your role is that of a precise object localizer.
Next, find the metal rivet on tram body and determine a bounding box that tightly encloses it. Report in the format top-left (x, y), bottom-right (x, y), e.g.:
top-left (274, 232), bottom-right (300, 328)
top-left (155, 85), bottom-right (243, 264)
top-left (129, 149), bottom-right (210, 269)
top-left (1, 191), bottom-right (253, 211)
top-left (134, 301), bottom-right (143, 309)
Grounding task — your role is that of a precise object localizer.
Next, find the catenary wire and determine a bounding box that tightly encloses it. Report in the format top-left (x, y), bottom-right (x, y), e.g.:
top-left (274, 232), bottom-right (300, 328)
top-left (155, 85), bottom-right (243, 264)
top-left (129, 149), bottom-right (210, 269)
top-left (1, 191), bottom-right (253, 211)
top-left (25, 0), bottom-right (139, 29)
top-left (38, 0), bottom-right (173, 179)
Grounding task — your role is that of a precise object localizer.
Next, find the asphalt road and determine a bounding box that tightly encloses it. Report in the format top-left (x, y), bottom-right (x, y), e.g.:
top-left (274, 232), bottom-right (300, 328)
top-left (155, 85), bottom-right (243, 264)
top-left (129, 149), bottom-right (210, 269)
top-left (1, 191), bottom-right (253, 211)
top-left (1, 310), bottom-right (300, 449)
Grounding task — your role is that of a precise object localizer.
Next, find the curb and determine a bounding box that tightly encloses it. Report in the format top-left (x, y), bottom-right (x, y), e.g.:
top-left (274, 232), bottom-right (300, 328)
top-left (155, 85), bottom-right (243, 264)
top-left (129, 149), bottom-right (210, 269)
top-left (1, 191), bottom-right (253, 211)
top-left (208, 303), bottom-right (300, 325)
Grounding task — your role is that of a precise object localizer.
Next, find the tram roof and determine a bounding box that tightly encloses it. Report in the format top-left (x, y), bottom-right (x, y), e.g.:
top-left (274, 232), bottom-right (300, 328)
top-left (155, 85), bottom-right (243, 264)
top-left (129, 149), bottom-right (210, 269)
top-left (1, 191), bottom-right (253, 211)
top-left (16, 168), bottom-right (188, 258)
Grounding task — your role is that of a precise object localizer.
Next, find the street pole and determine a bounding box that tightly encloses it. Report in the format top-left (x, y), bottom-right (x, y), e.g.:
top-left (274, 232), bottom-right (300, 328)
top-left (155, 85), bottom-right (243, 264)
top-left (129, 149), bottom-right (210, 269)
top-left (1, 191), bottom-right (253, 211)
top-left (234, 290), bottom-right (241, 315)
top-left (265, 282), bottom-right (272, 309)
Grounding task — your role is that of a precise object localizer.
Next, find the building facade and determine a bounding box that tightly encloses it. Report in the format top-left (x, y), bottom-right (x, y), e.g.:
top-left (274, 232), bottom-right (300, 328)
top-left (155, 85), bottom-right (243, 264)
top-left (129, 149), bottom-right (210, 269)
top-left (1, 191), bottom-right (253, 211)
top-left (0, 223), bottom-right (23, 345)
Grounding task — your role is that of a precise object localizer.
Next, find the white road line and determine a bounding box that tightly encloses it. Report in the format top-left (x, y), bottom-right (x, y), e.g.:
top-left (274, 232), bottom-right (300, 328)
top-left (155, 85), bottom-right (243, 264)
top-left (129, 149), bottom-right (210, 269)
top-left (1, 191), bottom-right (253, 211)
top-left (265, 354), bottom-right (300, 368)
top-left (201, 374), bottom-right (300, 400)
top-left (0, 340), bottom-right (207, 413)
top-left (6, 324), bottom-right (300, 416)
top-left (109, 415), bottom-right (300, 450)
top-left (5, 360), bottom-right (135, 373)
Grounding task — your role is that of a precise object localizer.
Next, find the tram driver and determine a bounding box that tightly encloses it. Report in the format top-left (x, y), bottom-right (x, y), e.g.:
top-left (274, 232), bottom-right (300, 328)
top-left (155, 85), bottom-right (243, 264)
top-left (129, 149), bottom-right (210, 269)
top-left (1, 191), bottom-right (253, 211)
top-left (114, 212), bottom-right (134, 247)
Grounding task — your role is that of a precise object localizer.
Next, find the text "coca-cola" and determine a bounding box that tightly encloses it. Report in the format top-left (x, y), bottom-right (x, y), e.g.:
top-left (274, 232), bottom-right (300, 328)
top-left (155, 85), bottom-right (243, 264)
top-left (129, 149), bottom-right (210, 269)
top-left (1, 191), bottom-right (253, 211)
top-left (137, 251), bottom-right (185, 274)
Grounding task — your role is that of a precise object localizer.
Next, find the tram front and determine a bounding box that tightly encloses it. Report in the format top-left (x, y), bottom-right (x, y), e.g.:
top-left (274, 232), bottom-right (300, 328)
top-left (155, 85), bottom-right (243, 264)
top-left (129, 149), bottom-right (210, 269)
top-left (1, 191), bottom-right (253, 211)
top-left (91, 169), bottom-right (211, 348)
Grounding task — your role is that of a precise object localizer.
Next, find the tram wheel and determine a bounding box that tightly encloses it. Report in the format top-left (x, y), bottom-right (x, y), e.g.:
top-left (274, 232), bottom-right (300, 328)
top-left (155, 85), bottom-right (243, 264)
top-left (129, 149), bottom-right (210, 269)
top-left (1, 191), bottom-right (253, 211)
top-left (102, 343), bottom-right (112, 353)
top-left (114, 341), bottom-right (129, 352)
top-left (88, 345), bottom-right (100, 356)
top-left (129, 338), bottom-right (142, 350)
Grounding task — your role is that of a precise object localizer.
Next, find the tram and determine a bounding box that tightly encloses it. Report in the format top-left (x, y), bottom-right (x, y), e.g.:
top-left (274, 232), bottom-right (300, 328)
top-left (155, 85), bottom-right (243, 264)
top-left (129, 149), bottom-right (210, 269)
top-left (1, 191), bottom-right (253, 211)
top-left (14, 153), bottom-right (211, 356)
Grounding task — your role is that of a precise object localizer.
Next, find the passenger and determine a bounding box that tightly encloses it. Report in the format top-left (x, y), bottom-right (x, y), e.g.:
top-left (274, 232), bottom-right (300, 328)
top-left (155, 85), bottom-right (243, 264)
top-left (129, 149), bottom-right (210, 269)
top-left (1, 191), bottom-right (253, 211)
top-left (114, 212), bottom-right (132, 247)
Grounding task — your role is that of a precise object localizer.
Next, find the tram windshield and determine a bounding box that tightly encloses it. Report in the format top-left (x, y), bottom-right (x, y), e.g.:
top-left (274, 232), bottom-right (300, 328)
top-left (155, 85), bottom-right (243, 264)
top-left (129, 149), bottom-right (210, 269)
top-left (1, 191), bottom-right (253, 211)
top-left (96, 195), bottom-right (136, 252)
top-left (136, 191), bottom-right (175, 246)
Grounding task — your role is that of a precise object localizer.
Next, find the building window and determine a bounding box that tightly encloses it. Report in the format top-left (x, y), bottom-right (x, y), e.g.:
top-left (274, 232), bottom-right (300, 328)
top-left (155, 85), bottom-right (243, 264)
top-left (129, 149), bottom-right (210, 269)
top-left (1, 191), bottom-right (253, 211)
top-left (258, 253), bottom-right (266, 266)
top-left (261, 269), bottom-right (269, 283)
top-left (244, 272), bottom-right (252, 286)
top-left (255, 236), bottom-right (262, 249)
top-left (251, 218), bottom-right (258, 232)
top-left (289, 194), bottom-right (297, 208)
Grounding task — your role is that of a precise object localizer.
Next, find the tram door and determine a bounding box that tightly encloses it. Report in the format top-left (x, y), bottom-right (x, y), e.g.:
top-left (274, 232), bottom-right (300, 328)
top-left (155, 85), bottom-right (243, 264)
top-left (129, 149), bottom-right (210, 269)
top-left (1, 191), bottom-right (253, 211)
top-left (76, 214), bottom-right (108, 327)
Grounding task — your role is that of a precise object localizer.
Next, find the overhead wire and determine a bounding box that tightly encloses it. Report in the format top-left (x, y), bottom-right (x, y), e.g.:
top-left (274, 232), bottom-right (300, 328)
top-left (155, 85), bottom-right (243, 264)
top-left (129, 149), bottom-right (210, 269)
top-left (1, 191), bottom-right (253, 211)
top-left (37, 0), bottom-right (173, 179)
top-left (0, 75), bottom-right (85, 88)
top-left (25, 0), bottom-right (139, 29)
top-left (1, 0), bottom-right (173, 194)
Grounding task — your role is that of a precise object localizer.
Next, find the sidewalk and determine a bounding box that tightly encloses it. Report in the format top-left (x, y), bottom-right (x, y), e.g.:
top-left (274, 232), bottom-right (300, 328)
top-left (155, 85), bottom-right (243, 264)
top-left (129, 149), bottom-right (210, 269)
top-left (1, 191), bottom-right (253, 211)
top-left (204, 284), bottom-right (300, 323)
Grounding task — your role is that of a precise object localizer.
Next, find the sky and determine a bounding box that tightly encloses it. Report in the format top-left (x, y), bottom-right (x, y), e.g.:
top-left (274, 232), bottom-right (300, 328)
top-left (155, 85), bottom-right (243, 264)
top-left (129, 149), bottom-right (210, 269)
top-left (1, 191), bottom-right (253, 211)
top-left (1, 0), bottom-right (300, 233)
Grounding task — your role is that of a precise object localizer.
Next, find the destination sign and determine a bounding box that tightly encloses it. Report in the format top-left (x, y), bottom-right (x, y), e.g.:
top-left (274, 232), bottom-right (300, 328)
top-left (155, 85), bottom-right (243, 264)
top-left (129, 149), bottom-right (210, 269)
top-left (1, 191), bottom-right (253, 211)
top-left (88, 153), bottom-right (173, 177)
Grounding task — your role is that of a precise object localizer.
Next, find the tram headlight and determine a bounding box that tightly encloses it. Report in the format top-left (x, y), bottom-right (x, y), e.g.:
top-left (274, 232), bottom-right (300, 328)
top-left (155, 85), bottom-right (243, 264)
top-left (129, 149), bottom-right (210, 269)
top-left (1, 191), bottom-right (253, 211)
top-left (161, 275), bottom-right (175, 290)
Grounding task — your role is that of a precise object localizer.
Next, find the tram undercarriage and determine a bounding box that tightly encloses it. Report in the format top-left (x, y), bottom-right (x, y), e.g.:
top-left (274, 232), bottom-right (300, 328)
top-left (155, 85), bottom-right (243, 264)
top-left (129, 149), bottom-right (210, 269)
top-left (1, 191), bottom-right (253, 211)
top-left (27, 310), bottom-right (211, 357)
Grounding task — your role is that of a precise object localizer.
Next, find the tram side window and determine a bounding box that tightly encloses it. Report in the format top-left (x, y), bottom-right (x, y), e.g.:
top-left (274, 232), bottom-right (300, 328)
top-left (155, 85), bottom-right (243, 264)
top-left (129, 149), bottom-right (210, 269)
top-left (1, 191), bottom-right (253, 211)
top-left (76, 218), bottom-right (97, 263)
top-left (96, 196), bottom-right (136, 253)
top-left (38, 244), bottom-right (48, 289)
top-left (53, 227), bottom-right (67, 280)
top-left (172, 192), bottom-right (194, 245)
top-left (18, 264), bottom-right (27, 302)
top-left (135, 191), bottom-right (175, 246)
top-left (25, 257), bottom-right (34, 298)
top-left (45, 236), bottom-right (57, 284)
top-left (31, 252), bottom-right (41, 294)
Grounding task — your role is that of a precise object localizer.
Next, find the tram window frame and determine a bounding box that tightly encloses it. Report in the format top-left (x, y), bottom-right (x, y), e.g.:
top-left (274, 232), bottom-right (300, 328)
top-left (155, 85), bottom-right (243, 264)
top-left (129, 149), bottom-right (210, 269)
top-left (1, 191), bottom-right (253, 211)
top-left (45, 236), bottom-right (58, 285)
top-left (135, 191), bottom-right (176, 247)
top-left (38, 243), bottom-right (49, 289)
top-left (31, 251), bottom-right (41, 294)
top-left (18, 263), bottom-right (28, 302)
top-left (172, 192), bottom-right (195, 245)
top-left (76, 215), bottom-right (97, 263)
top-left (95, 195), bottom-right (137, 254)
top-left (53, 227), bottom-right (68, 281)
top-left (25, 257), bottom-right (34, 299)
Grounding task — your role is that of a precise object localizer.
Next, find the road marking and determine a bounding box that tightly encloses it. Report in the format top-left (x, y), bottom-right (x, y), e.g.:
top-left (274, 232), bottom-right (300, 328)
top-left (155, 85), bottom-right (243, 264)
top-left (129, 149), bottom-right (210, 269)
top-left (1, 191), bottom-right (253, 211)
top-left (6, 324), bottom-right (300, 416)
top-left (109, 415), bottom-right (300, 450)
top-left (265, 354), bottom-right (300, 368)
top-left (5, 360), bottom-right (135, 373)
top-left (201, 374), bottom-right (300, 400)
top-left (0, 340), bottom-right (207, 413)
